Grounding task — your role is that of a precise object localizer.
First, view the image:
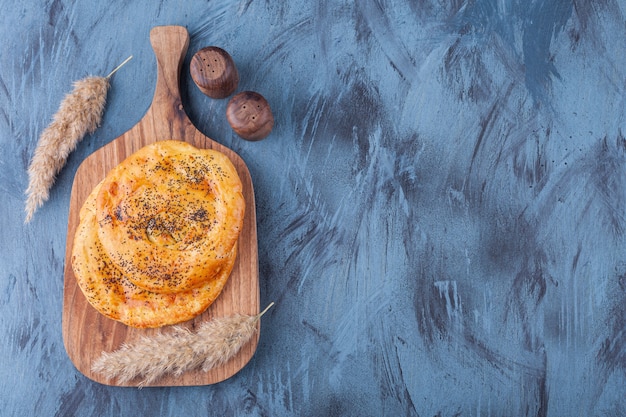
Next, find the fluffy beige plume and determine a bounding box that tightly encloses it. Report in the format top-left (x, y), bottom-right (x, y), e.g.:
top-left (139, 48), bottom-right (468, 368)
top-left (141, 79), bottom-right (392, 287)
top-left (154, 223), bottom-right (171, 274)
top-left (24, 56), bottom-right (132, 223)
top-left (92, 303), bottom-right (274, 387)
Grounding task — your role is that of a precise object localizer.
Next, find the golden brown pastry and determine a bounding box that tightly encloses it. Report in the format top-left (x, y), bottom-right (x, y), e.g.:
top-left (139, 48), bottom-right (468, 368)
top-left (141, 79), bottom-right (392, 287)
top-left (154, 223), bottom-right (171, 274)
top-left (95, 140), bottom-right (245, 294)
top-left (72, 181), bottom-right (237, 328)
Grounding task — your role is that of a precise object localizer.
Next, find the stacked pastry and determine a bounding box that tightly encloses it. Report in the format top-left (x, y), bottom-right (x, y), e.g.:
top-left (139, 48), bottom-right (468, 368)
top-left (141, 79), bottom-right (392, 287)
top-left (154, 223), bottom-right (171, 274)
top-left (71, 140), bottom-right (245, 328)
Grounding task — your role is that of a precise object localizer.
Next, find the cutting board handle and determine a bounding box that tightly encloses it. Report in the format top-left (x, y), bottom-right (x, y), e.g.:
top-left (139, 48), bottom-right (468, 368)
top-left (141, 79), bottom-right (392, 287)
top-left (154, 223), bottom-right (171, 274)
top-left (145, 25), bottom-right (190, 138)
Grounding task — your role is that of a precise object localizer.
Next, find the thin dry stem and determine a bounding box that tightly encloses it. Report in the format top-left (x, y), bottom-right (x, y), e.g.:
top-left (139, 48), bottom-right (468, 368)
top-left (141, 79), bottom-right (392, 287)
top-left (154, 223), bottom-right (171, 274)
top-left (106, 55), bottom-right (133, 79)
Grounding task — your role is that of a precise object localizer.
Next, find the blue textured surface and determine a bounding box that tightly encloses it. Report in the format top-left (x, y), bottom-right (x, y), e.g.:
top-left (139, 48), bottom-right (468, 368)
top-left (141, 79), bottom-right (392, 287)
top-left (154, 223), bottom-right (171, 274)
top-left (1, 1), bottom-right (625, 416)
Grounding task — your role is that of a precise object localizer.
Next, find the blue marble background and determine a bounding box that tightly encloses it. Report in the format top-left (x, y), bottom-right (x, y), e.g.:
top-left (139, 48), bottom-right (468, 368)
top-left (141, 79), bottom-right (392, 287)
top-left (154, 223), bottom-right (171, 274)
top-left (1, 1), bottom-right (625, 416)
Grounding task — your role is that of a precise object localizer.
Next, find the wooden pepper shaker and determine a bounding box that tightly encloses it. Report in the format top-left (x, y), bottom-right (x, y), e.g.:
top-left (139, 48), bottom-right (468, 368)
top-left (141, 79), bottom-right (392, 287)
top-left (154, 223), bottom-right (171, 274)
top-left (226, 91), bottom-right (274, 141)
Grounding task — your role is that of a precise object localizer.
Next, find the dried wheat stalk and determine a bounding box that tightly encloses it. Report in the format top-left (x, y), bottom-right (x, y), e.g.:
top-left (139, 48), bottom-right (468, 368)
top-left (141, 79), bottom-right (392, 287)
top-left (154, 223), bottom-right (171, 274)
top-left (24, 56), bottom-right (132, 223)
top-left (92, 303), bottom-right (274, 387)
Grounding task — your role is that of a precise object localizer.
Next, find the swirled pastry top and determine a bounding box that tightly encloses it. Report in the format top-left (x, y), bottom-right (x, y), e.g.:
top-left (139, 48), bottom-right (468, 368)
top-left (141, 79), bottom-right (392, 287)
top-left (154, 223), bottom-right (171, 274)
top-left (72, 181), bottom-right (237, 328)
top-left (95, 140), bottom-right (245, 294)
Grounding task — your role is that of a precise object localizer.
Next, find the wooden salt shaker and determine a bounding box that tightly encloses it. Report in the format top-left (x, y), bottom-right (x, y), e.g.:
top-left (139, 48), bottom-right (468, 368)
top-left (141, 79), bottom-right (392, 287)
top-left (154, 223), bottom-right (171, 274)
top-left (190, 46), bottom-right (239, 99)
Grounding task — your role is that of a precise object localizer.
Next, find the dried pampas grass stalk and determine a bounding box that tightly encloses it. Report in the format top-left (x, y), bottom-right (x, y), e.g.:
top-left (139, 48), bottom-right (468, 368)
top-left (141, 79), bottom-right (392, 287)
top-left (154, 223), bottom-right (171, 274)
top-left (92, 303), bottom-right (274, 387)
top-left (24, 55), bottom-right (133, 223)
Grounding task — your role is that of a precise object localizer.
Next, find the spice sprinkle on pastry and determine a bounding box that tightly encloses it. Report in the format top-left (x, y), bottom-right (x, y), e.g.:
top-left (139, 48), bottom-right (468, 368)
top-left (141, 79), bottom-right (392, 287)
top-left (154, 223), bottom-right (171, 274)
top-left (72, 180), bottom-right (237, 328)
top-left (71, 140), bottom-right (245, 327)
top-left (95, 140), bottom-right (245, 294)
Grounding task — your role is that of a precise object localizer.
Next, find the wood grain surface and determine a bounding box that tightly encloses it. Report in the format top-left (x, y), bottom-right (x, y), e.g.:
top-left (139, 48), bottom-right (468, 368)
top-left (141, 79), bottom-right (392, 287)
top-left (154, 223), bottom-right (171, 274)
top-left (61, 25), bottom-right (259, 386)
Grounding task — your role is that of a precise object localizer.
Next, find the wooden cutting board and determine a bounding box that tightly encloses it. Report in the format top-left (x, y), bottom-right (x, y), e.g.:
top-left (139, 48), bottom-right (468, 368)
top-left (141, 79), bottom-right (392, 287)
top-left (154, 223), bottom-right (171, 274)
top-left (62, 25), bottom-right (259, 386)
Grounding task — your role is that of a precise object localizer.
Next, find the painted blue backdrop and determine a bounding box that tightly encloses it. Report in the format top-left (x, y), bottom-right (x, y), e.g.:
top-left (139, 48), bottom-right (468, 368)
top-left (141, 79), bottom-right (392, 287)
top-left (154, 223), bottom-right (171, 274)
top-left (1, 1), bottom-right (625, 416)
